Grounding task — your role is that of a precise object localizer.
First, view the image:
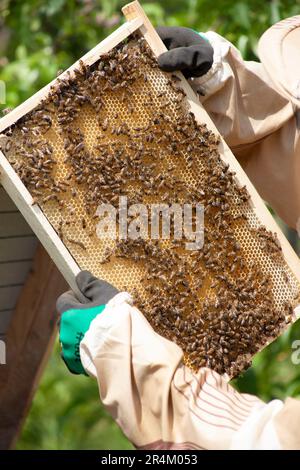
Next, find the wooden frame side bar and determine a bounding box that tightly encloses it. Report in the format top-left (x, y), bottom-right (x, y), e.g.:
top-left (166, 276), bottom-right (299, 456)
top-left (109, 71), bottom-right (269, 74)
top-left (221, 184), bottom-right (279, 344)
top-left (0, 150), bottom-right (81, 296)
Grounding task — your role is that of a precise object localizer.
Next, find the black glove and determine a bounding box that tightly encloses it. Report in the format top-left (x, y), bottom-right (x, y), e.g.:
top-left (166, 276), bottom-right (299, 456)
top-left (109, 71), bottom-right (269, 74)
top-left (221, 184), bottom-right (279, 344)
top-left (156, 26), bottom-right (214, 78)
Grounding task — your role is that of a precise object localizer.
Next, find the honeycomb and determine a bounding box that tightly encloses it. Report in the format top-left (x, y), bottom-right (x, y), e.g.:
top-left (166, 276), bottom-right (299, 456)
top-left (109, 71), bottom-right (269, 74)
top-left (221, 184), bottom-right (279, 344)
top-left (1, 35), bottom-right (300, 377)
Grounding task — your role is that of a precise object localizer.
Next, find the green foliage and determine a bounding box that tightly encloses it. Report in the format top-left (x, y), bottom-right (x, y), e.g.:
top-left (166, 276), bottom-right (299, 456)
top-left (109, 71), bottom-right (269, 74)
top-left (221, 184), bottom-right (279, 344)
top-left (1, 0), bottom-right (300, 110)
top-left (234, 320), bottom-right (300, 402)
top-left (1, 0), bottom-right (300, 450)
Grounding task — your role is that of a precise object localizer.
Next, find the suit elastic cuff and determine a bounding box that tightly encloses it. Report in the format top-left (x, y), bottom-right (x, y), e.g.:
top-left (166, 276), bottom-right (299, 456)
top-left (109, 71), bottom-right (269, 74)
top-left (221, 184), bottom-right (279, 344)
top-left (190, 31), bottom-right (230, 94)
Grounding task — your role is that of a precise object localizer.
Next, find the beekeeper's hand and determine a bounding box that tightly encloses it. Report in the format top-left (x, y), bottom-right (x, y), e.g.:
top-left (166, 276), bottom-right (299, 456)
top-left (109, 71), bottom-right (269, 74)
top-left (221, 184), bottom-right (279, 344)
top-left (57, 271), bottom-right (119, 375)
top-left (156, 26), bottom-right (214, 78)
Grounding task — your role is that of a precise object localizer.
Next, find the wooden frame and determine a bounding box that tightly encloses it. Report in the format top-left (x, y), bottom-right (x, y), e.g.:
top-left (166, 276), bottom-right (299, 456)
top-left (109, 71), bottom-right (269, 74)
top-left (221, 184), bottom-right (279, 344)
top-left (1, 0), bottom-right (300, 304)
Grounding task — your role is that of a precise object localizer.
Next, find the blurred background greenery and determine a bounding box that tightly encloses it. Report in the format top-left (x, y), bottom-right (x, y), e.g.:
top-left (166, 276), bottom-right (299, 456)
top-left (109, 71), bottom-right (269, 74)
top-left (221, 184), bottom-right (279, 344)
top-left (1, 0), bottom-right (300, 450)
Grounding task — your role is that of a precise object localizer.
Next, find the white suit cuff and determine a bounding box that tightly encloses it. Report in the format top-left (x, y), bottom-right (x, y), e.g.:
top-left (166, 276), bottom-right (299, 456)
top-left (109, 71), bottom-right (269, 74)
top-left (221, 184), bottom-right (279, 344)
top-left (79, 292), bottom-right (133, 377)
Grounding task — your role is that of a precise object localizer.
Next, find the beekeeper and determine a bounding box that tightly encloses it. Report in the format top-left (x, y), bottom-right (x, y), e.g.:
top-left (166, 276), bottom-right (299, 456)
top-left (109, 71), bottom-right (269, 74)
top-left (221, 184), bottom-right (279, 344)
top-left (57, 17), bottom-right (300, 450)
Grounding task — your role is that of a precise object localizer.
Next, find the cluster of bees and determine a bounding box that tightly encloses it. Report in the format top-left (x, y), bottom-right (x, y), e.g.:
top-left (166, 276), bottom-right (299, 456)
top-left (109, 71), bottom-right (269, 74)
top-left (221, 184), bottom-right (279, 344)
top-left (103, 237), bottom-right (290, 376)
top-left (1, 35), bottom-right (299, 377)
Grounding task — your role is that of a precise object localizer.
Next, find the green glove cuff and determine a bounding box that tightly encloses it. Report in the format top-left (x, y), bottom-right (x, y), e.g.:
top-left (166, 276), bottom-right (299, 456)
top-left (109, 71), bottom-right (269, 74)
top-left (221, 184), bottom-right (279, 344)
top-left (193, 31), bottom-right (209, 42)
top-left (60, 304), bottom-right (106, 375)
